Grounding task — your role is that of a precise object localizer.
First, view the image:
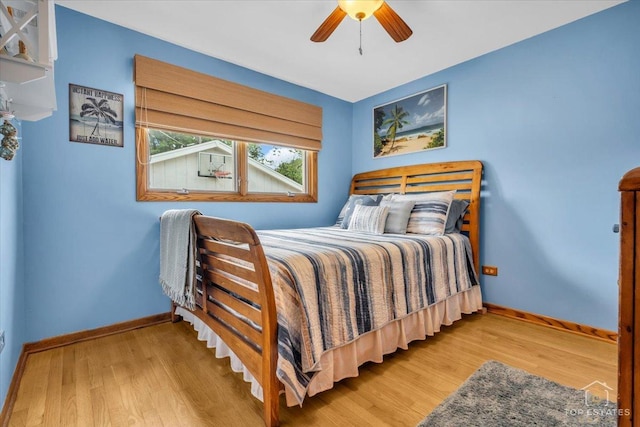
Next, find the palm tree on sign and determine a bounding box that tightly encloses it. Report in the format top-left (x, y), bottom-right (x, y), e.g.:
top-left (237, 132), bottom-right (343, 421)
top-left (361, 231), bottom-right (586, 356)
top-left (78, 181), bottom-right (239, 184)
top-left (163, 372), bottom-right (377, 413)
top-left (80, 97), bottom-right (118, 137)
top-left (381, 105), bottom-right (410, 152)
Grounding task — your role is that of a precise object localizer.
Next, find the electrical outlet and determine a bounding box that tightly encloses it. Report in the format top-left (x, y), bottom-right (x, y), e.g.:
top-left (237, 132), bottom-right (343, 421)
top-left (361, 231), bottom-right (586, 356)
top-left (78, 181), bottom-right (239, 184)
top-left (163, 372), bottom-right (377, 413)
top-left (0, 330), bottom-right (5, 355)
top-left (482, 265), bottom-right (498, 276)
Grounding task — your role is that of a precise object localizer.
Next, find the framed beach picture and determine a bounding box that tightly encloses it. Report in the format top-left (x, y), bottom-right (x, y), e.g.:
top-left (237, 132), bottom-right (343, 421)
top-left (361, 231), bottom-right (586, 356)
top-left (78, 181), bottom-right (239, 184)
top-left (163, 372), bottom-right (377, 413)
top-left (69, 84), bottom-right (124, 147)
top-left (373, 84), bottom-right (446, 158)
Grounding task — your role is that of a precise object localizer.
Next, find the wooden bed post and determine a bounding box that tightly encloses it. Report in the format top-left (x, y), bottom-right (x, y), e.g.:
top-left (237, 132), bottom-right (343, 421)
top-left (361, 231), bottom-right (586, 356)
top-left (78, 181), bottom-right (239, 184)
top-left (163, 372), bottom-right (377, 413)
top-left (170, 301), bottom-right (182, 323)
top-left (252, 236), bottom-right (280, 426)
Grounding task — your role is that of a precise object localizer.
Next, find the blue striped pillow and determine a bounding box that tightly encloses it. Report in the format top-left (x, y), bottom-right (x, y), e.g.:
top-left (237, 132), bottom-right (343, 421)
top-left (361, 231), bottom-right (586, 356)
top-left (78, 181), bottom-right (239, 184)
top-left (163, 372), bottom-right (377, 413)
top-left (445, 199), bottom-right (470, 234)
top-left (348, 205), bottom-right (390, 234)
top-left (336, 194), bottom-right (383, 228)
top-left (392, 191), bottom-right (455, 235)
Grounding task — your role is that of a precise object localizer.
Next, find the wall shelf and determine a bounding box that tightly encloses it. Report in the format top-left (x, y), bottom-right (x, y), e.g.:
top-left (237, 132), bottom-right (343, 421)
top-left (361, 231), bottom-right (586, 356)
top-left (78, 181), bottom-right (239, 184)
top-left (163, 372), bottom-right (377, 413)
top-left (0, 55), bottom-right (47, 83)
top-left (0, 0), bottom-right (57, 121)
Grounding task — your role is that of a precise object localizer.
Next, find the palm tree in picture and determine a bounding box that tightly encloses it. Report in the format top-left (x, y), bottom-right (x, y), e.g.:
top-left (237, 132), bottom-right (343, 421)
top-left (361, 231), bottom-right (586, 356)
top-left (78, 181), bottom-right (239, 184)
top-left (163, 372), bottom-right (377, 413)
top-left (80, 97), bottom-right (118, 137)
top-left (381, 105), bottom-right (410, 153)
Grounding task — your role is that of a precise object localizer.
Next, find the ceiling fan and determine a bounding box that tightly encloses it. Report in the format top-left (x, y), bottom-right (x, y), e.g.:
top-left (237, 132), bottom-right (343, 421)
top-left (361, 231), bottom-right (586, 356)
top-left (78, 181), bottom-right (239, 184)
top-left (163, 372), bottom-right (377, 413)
top-left (311, 0), bottom-right (412, 43)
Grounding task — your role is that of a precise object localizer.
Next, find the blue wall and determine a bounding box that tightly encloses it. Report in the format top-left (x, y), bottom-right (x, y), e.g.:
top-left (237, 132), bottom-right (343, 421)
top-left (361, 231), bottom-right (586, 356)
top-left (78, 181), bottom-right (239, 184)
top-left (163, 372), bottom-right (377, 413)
top-left (0, 121), bottom-right (25, 406)
top-left (352, 0), bottom-right (640, 331)
top-left (20, 6), bottom-right (353, 343)
top-left (2, 0), bottom-right (638, 409)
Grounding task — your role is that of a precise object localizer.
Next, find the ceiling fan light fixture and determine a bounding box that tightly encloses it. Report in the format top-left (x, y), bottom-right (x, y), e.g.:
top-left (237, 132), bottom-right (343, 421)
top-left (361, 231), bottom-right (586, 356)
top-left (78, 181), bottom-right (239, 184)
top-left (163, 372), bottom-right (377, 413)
top-left (310, 0), bottom-right (411, 44)
top-left (338, 0), bottom-right (383, 21)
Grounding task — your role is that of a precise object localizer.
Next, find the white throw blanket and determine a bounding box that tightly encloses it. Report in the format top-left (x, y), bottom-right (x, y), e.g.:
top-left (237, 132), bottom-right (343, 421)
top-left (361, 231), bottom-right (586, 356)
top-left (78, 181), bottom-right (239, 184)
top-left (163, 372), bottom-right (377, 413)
top-left (159, 209), bottom-right (201, 309)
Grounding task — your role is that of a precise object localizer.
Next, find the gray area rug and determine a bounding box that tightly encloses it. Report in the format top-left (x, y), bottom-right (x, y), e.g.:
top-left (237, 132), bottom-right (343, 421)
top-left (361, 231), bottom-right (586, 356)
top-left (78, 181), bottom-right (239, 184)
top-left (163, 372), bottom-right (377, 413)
top-left (417, 360), bottom-right (618, 426)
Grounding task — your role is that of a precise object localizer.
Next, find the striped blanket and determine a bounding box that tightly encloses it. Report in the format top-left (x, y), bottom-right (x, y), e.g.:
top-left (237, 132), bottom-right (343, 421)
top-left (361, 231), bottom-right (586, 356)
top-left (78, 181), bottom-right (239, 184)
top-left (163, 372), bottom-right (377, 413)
top-left (256, 227), bottom-right (479, 405)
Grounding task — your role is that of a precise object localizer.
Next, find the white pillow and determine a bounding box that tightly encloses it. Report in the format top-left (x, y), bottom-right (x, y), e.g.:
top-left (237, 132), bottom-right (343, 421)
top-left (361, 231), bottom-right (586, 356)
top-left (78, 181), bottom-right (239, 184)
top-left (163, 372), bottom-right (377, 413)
top-left (348, 205), bottom-right (390, 235)
top-left (392, 191), bottom-right (455, 235)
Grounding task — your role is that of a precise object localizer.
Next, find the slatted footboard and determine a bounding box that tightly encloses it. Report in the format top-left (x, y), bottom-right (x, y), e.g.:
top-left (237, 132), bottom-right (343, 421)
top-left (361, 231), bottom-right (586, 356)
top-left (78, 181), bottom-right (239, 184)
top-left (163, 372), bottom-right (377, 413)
top-left (180, 216), bottom-right (280, 426)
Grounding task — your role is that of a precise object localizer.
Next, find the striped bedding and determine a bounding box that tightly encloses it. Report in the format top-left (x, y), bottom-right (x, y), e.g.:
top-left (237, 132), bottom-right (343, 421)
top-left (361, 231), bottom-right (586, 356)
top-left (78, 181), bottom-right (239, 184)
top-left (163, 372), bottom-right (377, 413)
top-left (256, 226), bottom-right (479, 405)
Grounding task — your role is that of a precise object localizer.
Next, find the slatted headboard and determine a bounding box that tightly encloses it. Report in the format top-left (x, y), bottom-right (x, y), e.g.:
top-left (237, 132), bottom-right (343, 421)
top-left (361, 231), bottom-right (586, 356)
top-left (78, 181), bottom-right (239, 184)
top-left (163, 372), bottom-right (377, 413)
top-left (349, 160), bottom-right (483, 271)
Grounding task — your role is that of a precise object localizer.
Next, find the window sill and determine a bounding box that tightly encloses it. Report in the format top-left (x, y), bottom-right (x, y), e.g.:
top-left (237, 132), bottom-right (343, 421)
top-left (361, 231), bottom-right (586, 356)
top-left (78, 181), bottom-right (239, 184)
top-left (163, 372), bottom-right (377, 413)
top-left (136, 190), bottom-right (318, 203)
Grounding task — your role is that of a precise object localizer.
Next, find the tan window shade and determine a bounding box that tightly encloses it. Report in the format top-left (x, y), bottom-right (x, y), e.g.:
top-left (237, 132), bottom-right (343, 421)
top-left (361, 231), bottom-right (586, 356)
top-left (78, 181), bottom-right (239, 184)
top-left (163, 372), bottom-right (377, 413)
top-left (134, 55), bottom-right (322, 151)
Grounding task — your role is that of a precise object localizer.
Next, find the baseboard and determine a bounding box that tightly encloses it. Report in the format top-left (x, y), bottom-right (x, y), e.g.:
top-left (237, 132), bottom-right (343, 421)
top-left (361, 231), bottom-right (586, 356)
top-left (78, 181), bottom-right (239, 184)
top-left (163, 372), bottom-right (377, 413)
top-left (0, 312), bottom-right (171, 426)
top-left (23, 312), bottom-right (171, 353)
top-left (484, 303), bottom-right (617, 343)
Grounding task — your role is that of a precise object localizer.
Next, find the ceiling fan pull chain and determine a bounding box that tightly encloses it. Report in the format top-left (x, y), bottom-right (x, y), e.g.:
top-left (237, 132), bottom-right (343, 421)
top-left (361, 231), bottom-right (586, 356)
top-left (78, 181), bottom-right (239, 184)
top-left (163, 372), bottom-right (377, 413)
top-left (359, 18), bottom-right (363, 55)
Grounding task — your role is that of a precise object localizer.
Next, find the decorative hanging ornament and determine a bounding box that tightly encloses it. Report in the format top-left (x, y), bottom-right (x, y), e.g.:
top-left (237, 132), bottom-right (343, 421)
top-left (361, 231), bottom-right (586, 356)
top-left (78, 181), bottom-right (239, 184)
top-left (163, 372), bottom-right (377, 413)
top-left (0, 114), bottom-right (19, 161)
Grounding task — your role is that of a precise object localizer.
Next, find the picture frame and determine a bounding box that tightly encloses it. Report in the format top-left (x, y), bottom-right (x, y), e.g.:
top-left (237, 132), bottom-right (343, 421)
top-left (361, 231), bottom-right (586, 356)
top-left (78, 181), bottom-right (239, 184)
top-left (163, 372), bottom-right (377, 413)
top-left (69, 84), bottom-right (124, 147)
top-left (373, 84), bottom-right (447, 158)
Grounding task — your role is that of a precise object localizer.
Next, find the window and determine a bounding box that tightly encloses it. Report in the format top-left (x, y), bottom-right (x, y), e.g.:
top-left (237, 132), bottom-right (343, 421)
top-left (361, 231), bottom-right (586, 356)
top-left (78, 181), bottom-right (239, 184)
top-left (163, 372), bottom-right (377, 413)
top-left (134, 55), bottom-right (321, 202)
top-left (147, 129), bottom-right (236, 193)
top-left (139, 128), bottom-right (316, 201)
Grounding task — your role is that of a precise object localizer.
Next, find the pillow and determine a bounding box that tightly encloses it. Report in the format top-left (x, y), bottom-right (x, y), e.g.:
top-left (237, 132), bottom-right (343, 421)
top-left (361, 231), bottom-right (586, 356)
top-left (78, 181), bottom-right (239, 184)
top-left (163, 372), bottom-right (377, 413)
top-left (336, 194), bottom-right (382, 229)
top-left (392, 191), bottom-right (455, 235)
top-left (347, 205), bottom-right (390, 234)
top-left (380, 200), bottom-right (415, 234)
top-left (445, 199), bottom-right (470, 234)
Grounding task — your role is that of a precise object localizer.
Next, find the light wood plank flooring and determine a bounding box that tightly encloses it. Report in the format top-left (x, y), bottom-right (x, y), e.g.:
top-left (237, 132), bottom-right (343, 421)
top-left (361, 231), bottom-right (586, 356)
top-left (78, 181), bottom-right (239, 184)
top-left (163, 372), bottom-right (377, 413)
top-left (5, 313), bottom-right (617, 426)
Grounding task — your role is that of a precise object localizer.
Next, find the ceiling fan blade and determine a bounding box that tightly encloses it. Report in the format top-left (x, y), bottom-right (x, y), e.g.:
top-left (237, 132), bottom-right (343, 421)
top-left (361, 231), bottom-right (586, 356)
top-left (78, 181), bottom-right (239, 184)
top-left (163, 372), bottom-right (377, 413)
top-left (373, 2), bottom-right (413, 42)
top-left (311, 6), bottom-right (347, 42)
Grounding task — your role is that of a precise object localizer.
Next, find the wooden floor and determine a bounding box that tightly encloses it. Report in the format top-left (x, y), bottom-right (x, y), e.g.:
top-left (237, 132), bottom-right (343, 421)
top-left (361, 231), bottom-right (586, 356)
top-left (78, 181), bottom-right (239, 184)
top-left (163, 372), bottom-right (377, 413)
top-left (5, 313), bottom-right (617, 426)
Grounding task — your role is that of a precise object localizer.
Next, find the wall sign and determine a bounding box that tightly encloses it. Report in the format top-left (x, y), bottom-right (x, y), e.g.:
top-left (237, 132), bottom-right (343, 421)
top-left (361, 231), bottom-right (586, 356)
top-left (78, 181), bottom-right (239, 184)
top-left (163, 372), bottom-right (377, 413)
top-left (69, 84), bottom-right (124, 147)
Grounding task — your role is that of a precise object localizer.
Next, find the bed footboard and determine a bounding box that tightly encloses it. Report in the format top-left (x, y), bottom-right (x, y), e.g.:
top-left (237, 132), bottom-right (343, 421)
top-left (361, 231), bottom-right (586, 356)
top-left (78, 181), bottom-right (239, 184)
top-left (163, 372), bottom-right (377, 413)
top-left (189, 215), bottom-right (280, 426)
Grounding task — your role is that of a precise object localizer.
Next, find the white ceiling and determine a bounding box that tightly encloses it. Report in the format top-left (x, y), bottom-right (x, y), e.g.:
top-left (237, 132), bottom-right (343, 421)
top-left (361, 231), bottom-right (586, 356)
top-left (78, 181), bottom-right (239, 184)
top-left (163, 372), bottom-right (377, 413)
top-left (55, 0), bottom-right (625, 102)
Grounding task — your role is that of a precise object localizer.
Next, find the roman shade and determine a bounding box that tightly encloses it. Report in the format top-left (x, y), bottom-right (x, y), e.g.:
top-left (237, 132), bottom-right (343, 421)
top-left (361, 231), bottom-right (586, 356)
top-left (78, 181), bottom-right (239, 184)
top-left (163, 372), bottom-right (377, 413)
top-left (134, 55), bottom-right (323, 151)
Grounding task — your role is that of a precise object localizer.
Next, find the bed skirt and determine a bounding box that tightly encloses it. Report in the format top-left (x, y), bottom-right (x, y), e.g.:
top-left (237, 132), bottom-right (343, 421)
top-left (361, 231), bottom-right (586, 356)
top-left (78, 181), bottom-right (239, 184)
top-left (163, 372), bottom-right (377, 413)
top-left (175, 284), bottom-right (483, 407)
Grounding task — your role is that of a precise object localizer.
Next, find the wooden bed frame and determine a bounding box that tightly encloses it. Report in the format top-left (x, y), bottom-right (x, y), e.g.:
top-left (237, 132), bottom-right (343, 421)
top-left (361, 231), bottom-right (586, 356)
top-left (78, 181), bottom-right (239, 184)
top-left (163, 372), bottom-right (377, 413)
top-left (172, 160), bottom-right (483, 426)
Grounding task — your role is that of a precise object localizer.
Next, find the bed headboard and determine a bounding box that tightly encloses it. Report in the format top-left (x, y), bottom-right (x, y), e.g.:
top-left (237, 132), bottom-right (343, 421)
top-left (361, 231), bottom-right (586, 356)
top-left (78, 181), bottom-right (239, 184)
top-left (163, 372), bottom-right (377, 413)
top-left (349, 160), bottom-right (483, 271)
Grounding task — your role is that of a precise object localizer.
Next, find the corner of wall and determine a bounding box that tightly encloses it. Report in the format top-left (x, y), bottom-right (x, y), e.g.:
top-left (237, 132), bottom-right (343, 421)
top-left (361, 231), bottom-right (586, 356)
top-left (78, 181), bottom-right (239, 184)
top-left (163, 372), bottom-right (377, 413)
top-left (0, 119), bottom-right (26, 408)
